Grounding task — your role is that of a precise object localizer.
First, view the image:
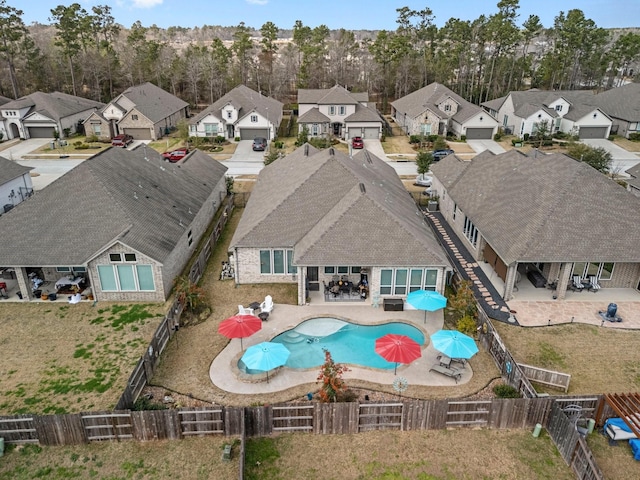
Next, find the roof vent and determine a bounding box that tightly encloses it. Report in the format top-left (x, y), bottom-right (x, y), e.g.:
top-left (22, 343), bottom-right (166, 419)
top-left (359, 183), bottom-right (366, 193)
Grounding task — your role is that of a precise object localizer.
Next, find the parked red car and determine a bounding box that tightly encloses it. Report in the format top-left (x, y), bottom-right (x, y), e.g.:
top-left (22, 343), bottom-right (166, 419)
top-left (351, 136), bottom-right (364, 149)
top-left (162, 148), bottom-right (189, 163)
top-left (111, 134), bottom-right (133, 147)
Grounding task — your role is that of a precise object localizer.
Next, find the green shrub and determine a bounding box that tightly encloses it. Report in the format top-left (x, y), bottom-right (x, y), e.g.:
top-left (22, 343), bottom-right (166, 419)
top-left (234, 136), bottom-right (241, 142)
top-left (493, 132), bottom-right (503, 141)
top-left (629, 132), bottom-right (640, 141)
top-left (456, 315), bottom-right (477, 336)
top-left (460, 135), bottom-right (466, 142)
top-left (523, 133), bottom-right (530, 141)
top-left (214, 135), bottom-right (226, 144)
top-left (274, 140), bottom-right (284, 149)
top-left (511, 138), bottom-right (522, 146)
top-left (133, 395), bottom-right (168, 411)
top-left (73, 141), bottom-right (83, 147)
top-left (380, 134), bottom-right (386, 142)
top-left (85, 134), bottom-right (99, 143)
top-left (74, 144), bottom-right (90, 150)
top-left (427, 134), bottom-right (439, 143)
top-left (493, 384), bottom-right (521, 398)
top-left (409, 135), bottom-right (421, 144)
top-left (309, 137), bottom-right (331, 149)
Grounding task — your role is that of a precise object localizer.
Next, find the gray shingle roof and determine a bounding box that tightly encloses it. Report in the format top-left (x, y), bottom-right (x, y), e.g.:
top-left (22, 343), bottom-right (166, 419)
top-left (514, 104), bottom-right (558, 119)
top-left (298, 85), bottom-right (366, 105)
top-left (0, 95), bottom-right (12, 106)
top-left (297, 108), bottom-right (330, 123)
top-left (432, 150), bottom-right (640, 264)
top-left (0, 147), bottom-right (227, 266)
top-left (593, 83), bottom-right (640, 121)
top-left (230, 145), bottom-right (450, 268)
top-left (391, 82), bottom-right (486, 124)
top-left (0, 156), bottom-right (33, 184)
top-left (190, 85), bottom-right (283, 127)
top-left (114, 82), bottom-right (188, 123)
top-left (344, 104), bottom-right (382, 122)
top-left (0, 91), bottom-right (104, 121)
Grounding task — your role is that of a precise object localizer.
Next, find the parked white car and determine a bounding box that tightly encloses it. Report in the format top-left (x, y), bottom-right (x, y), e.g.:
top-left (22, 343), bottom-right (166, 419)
top-left (415, 174), bottom-right (432, 187)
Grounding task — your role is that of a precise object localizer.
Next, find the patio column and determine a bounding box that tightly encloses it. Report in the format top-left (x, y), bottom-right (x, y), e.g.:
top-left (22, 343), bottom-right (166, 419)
top-left (556, 263), bottom-right (573, 300)
top-left (297, 266), bottom-right (305, 306)
top-left (503, 263), bottom-right (518, 301)
top-left (15, 267), bottom-right (31, 300)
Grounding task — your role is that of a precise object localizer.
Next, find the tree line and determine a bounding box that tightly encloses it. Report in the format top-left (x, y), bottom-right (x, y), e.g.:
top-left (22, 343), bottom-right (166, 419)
top-left (1, 0), bottom-right (639, 112)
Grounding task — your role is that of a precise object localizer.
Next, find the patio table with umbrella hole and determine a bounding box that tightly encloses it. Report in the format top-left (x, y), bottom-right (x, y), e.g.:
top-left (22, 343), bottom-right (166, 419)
top-left (375, 334), bottom-right (422, 375)
top-left (218, 314), bottom-right (262, 350)
top-left (241, 342), bottom-right (290, 382)
top-left (406, 289), bottom-right (447, 323)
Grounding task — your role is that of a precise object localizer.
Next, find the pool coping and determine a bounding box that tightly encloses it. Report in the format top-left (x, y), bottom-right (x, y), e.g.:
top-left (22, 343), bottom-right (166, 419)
top-left (209, 303), bottom-right (473, 394)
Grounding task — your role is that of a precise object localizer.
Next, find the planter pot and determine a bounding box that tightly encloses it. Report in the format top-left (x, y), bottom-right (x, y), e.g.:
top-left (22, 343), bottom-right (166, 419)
top-left (427, 201), bottom-right (439, 212)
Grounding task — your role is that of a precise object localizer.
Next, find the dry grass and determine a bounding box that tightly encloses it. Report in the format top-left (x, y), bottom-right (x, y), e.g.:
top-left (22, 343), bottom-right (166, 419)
top-left (612, 136), bottom-right (640, 152)
top-left (245, 429), bottom-right (574, 480)
top-left (0, 436), bottom-right (240, 479)
top-left (588, 432), bottom-right (637, 480)
top-left (0, 302), bottom-right (164, 414)
top-left (493, 322), bottom-right (640, 394)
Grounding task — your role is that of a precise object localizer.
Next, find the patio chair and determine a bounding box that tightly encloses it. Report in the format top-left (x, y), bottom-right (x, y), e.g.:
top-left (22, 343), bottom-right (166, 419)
top-left (259, 295), bottom-right (274, 314)
top-left (429, 364), bottom-right (462, 383)
top-left (588, 276), bottom-right (601, 292)
top-left (572, 276), bottom-right (585, 292)
top-left (238, 304), bottom-right (253, 315)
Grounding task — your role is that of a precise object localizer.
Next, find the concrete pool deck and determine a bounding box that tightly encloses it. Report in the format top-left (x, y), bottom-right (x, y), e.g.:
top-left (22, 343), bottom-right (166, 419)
top-left (209, 302), bottom-right (473, 394)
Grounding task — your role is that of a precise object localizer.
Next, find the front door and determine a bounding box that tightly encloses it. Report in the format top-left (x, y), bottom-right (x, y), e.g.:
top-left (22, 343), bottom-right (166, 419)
top-left (333, 123), bottom-right (341, 136)
top-left (307, 267), bottom-right (319, 291)
top-left (227, 124), bottom-right (234, 139)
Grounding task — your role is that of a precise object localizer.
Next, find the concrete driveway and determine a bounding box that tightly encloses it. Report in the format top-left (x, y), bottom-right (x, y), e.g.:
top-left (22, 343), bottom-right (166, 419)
top-left (467, 139), bottom-right (506, 154)
top-left (221, 140), bottom-right (267, 176)
top-left (582, 138), bottom-right (640, 174)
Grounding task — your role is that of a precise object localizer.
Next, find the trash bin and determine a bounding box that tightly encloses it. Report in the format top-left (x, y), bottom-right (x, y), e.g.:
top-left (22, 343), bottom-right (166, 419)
top-left (16, 291), bottom-right (22, 299)
top-left (48, 292), bottom-right (57, 301)
top-left (607, 303), bottom-right (617, 318)
top-left (50, 140), bottom-right (56, 149)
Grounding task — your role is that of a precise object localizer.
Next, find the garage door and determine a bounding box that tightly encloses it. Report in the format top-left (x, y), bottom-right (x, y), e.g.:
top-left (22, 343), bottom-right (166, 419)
top-left (363, 127), bottom-right (379, 139)
top-left (240, 128), bottom-right (269, 141)
top-left (579, 127), bottom-right (608, 139)
top-left (124, 128), bottom-right (152, 140)
top-left (465, 128), bottom-right (494, 140)
top-left (28, 127), bottom-right (55, 138)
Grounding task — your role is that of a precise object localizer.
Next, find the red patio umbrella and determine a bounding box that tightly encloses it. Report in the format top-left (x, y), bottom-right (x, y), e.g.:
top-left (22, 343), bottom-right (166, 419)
top-left (218, 314), bottom-right (262, 350)
top-left (375, 334), bottom-right (422, 375)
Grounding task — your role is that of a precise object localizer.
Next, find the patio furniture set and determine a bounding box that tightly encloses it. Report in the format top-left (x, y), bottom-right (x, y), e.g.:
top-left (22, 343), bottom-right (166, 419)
top-left (323, 276), bottom-right (368, 301)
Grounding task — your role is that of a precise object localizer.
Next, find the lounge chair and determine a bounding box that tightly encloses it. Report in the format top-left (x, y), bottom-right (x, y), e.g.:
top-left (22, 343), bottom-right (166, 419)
top-left (238, 304), bottom-right (253, 315)
top-left (572, 275), bottom-right (585, 292)
top-left (429, 364), bottom-right (462, 383)
top-left (588, 276), bottom-right (601, 292)
top-left (259, 295), bottom-right (274, 314)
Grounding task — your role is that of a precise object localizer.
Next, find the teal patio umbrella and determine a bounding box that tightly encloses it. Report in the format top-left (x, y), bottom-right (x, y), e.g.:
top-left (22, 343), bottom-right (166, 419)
top-left (241, 342), bottom-right (290, 382)
top-left (406, 289), bottom-right (447, 323)
top-left (430, 330), bottom-right (478, 360)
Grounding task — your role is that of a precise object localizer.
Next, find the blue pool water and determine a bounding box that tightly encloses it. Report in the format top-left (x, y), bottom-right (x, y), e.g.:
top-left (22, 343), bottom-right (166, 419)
top-left (239, 318), bottom-right (424, 373)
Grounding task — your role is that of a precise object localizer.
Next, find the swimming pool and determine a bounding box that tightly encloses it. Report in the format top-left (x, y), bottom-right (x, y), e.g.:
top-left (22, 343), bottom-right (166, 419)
top-left (238, 317), bottom-right (425, 373)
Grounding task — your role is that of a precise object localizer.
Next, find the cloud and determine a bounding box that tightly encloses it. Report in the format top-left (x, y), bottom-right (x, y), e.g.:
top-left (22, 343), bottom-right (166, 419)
top-left (246, 0), bottom-right (268, 5)
top-left (131, 0), bottom-right (164, 8)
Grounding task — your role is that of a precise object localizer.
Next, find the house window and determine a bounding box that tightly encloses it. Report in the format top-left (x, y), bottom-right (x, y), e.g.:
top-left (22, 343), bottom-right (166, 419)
top-left (351, 267), bottom-right (361, 274)
top-left (572, 262), bottom-right (614, 280)
top-left (56, 266), bottom-right (71, 272)
top-left (204, 123), bottom-right (218, 136)
top-left (339, 106), bottom-right (346, 115)
top-left (555, 105), bottom-right (562, 112)
top-left (380, 268), bottom-right (438, 295)
top-left (190, 125), bottom-right (196, 133)
top-left (93, 124), bottom-right (101, 135)
top-left (453, 204), bottom-right (457, 221)
top-left (463, 216), bottom-right (479, 248)
top-left (109, 253), bottom-right (122, 262)
top-left (251, 115), bottom-right (258, 123)
top-left (132, 114), bottom-right (138, 120)
top-left (124, 253), bottom-right (137, 262)
top-left (311, 123), bottom-right (318, 136)
top-left (97, 264), bottom-right (155, 292)
top-left (421, 124), bottom-right (431, 135)
top-left (260, 249), bottom-right (294, 275)
top-left (329, 106), bottom-right (336, 115)
top-left (630, 123), bottom-right (638, 131)
top-left (503, 115), bottom-right (508, 126)
top-left (324, 266), bottom-right (335, 274)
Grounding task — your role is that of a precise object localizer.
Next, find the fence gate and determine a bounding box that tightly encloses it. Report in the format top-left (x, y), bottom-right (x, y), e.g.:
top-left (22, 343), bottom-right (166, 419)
top-left (272, 405), bottom-right (314, 433)
top-left (446, 401), bottom-right (491, 427)
top-left (359, 403), bottom-right (403, 431)
top-left (179, 408), bottom-right (223, 436)
top-left (82, 412), bottom-right (133, 441)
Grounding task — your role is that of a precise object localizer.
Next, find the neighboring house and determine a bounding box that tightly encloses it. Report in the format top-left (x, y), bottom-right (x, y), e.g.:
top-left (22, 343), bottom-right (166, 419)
top-left (592, 83), bottom-right (640, 138)
top-left (297, 85), bottom-right (382, 140)
top-left (0, 156), bottom-right (33, 215)
top-left (229, 144), bottom-right (451, 306)
top-left (430, 149), bottom-right (640, 301)
top-left (481, 89), bottom-right (612, 139)
top-left (391, 83), bottom-right (499, 140)
top-left (0, 147), bottom-right (228, 302)
top-left (0, 95), bottom-right (12, 140)
top-left (625, 163), bottom-right (640, 197)
top-left (0, 92), bottom-right (103, 140)
top-left (84, 82), bottom-right (189, 141)
top-left (189, 85), bottom-right (283, 141)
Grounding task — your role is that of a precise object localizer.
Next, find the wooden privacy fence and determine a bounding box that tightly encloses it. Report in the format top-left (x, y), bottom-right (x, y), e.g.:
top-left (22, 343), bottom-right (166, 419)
top-left (518, 363), bottom-right (572, 393)
top-left (115, 196), bottom-right (235, 410)
top-left (546, 402), bottom-right (604, 480)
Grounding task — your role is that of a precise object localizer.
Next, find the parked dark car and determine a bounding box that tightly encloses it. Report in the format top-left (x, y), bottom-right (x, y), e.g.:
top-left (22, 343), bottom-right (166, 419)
top-left (111, 134), bottom-right (133, 147)
top-left (432, 149), bottom-right (454, 161)
top-left (161, 148), bottom-right (189, 163)
top-left (351, 136), bottom-right (364, 149)
top-left (252, 137), bottom-right (267, 151)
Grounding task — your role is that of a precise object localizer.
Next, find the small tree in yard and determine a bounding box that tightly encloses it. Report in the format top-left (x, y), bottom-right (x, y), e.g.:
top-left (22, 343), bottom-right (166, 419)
top-left (295, 125), bottom-right (309, 147)
top-left (432, 136), bottom-right (449, 151)
top-left (173, 275), bottom-right (205, 312)
top-left (566, 142), bottom-right (612, 174)
top-left (317, 349), bottom-right (350, 402)
top-left (446, 280), bottom-right (477, 323)
top-left (416, 151), bottom-right (433, 175)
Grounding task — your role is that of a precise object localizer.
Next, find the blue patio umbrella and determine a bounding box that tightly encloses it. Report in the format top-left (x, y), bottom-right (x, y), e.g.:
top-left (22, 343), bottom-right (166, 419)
top-left (430, 330), bottom-right (479, 360)
top-left (406, 290), bottom-right (447, 323)
top-left (241, 342), bottom-right (290, 383)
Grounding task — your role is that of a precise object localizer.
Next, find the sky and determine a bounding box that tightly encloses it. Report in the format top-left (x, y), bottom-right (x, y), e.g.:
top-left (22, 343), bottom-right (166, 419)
top-left (19, 0), bottom-right (640, 31)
